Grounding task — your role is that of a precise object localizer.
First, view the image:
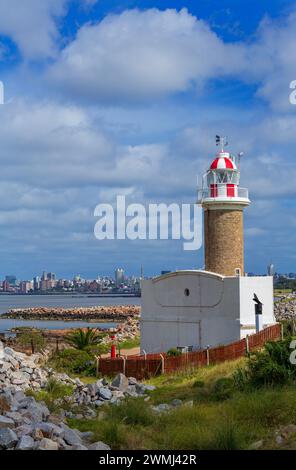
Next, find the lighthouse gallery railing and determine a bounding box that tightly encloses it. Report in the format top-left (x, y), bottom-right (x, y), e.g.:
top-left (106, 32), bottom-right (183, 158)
top-left (197, 185), bottom-right (249, 203)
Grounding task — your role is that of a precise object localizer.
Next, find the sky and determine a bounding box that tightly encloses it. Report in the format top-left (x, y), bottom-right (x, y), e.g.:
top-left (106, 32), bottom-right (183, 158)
top-left (0, 0), bottom-right (296, 279)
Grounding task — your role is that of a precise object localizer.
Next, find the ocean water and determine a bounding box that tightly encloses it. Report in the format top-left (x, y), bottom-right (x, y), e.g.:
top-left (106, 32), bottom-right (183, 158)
top-left (0, 294), bottom-right (141, 333)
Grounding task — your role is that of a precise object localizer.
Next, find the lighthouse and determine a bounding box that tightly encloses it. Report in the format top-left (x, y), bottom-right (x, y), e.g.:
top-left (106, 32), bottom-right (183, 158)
top-left (197, 136), bottom-right (250, 277)
top-left (141, 135), bottom-right (275, 354)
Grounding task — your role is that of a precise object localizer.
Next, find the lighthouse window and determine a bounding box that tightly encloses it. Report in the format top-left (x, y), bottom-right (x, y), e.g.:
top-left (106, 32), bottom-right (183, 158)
top-left (184, 288), bottom-right (190, 296)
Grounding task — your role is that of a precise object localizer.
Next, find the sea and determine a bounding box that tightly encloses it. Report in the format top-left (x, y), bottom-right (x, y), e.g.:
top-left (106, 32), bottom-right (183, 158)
top-left (0, 294), bottom-right (141, 334)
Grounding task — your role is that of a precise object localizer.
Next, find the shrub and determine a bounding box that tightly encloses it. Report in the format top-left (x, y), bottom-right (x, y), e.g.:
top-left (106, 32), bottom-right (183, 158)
top-left (233, 338), bottom-right (296, 388)
top-left (18, 329), bottom-right (46, 353)
top-left (212, 377), bottom-right (234, 401)
top-left (193, 380), bottom-right (205, 388)
top-left (66, 328), bottom-right (103, 350)
top-left (210, 420), bottom-right (244, 450)
top-left (27, 378), bottom-right (73, 412)
top-left (108, 398), bottom-right (154, 426)
top-left (167, 348), bottom-right (182, 357)
top-left (50, 348), bottom-right (96, 376)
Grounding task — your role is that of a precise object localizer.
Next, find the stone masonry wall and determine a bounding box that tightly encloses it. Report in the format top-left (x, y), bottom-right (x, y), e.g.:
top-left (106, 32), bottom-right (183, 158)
top-left (204, 208), bottom-right (244, 276)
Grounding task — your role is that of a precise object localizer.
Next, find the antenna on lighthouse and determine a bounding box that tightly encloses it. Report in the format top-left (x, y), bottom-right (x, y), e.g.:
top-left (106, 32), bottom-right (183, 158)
top-left (216, 135), bottom-right (228, 152)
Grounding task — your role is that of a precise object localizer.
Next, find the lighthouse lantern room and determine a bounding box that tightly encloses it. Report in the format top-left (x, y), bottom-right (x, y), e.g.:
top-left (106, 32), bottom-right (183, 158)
top-left (198, 136), bottom-right (249, 205)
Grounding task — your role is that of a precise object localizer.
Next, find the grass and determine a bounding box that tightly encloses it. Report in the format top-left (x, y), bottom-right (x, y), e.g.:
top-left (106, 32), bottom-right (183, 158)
top-left (27, 378), bottom-right (74, 413)
top-left (68, 357), bottom-right (296, 450)
top-left (118, 336), bottom-right (140, 351)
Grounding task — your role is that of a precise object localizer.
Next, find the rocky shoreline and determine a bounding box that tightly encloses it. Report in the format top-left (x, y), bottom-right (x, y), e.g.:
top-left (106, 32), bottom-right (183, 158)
top-left (0, 342), bottom-right (154, 450)
top-left (2, 305), bottom-right (140, 321)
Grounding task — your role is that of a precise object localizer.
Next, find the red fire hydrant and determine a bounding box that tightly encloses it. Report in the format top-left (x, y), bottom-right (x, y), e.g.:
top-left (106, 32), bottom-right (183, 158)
top-left (110, 335), bottom-right (116, 359)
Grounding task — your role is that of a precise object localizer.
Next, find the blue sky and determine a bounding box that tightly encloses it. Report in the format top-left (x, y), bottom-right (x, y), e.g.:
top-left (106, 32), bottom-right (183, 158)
top-left (0, 0), bottom-right (295, 279)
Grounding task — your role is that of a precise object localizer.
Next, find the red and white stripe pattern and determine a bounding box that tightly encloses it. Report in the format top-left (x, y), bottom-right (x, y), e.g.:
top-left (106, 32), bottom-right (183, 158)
top-left (210, 156), bottom-right (236, 170)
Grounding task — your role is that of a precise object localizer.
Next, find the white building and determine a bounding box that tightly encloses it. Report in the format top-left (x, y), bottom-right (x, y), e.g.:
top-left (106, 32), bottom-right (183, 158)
top-left (141, 270), bottom-right (274, 353)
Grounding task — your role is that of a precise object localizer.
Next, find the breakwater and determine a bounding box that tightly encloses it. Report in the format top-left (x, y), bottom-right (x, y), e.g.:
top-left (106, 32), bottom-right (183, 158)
top-left (1, 305), bottom-right (141, 321)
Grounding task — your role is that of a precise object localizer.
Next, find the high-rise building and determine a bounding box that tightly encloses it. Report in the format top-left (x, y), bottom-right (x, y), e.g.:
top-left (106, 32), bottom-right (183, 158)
top-left (115, 268), bottom-right (125, 286)
top-left (267, 263), bottom-right (275, 276)
top-left (5, 275), bottom-right (16, 286)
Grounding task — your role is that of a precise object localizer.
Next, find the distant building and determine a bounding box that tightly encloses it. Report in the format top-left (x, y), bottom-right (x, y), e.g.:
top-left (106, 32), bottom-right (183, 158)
top-left (115, 268), bottom-right (125, 286)
top-left (267, 264), bottom-right (275, 276)
top-left (5, 275), bottom-right (16, 286)
top-left (20, 281), bottom-right (33, 294)
top-left (2, 280), bottom-right (10, 292)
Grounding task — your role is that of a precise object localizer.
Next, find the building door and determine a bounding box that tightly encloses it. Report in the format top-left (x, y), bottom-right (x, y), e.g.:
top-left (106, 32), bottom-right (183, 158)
top-left (177, 321), bottom-right (201, 350)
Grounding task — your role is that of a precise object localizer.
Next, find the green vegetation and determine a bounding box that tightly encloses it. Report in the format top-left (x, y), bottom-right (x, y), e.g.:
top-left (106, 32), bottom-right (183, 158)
top-left (117, 336), bottom-right (140, 351)
top-left (68, 338), bottom-right (296, 450)
top-left (18, 329), bottom-right (46, 353)
top-left (167, 348), bottom-right (182, 357)
top-left (234, 338), bottom-right (296, 388)
top-left (66, 328), bottom-right (105, 350)
top-left (27, 378), bottom-right (73, 413)
top-left (48, 348), bottom-right (97, 376)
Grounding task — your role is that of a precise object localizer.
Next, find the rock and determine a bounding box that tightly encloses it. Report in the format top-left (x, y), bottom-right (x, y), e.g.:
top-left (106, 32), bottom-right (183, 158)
top-left (0, 428), bottom-right (18, 449)
top-left (36, 422), bottom-right (65, 439)
top-left (171, 399), bottom-right (183, 407)
top-left (72, 444), bottom-right (88, 450)
top-left (143, 385), bottom-right (156, 391)
top-left (0, 415), bottom-right (15, 429)
top-left (16, 435), bottom-right (35, 450)
top-left (98, 387), bottom-right (112, 401)
top-left (80, 431), bottom-right (94, 442)
top-left (152, 403), bottom-right (170, 413)
top-left (249, 440), bottom-right (263, 450)
top-left (275, 435), bottom-right (285, 445)
top-left (111, 373), bottom-right (129, 391)
top-left (128, 377), bottom-right (138, 386)
top-left (63, 427), bottom-right (83, 446)
top-left (281, 424), bottom-right (296, 437)
top-left (38, 438), bottom-right (59, 450)
top-left (88, 441), bottom-right (111, 450)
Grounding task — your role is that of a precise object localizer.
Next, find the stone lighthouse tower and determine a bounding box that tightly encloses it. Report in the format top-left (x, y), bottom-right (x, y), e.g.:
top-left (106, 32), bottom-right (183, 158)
top-left (198, 137), bottom-right (250, 276)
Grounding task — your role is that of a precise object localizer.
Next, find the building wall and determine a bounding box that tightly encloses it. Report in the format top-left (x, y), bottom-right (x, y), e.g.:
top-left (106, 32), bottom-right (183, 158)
top-left (141, 271), bottom-right (240, 353)
top-left (141, 271), bottom-right (276, 353)
top-left (204, 208), bottom-right (244, 276)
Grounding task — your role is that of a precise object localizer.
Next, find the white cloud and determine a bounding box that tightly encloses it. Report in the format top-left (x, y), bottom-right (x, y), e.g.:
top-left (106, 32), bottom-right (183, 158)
top-left (48, 8), bottom-right (245, 102)
top-left (0, 0), bottom-right (98, 60)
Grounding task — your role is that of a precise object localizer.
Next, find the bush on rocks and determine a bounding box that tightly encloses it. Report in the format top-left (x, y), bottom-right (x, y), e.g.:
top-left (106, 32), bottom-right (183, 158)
top-left (49, 349), bottom-right (96, 376)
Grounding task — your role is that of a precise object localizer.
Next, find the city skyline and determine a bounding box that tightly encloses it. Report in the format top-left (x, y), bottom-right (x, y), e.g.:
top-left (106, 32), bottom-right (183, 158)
top-left (0, 1), bottom-right (295, 276)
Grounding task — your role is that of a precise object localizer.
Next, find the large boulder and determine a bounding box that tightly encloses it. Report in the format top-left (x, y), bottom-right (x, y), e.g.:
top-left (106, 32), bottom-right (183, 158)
top-left (0, 415), bottom-right (15, 429)
top-left (98, 387), bottom-right (112, 401)
top-left (38, 438), bottom-right (59, 451)
top-left (111, 373), bottom-right (129, 391)
top-left (16, 435), bottom-right (35, 450)
top-left (88, 441), bottom-right (111, 450)
top-left (0, 428), bottom-right (18, 449)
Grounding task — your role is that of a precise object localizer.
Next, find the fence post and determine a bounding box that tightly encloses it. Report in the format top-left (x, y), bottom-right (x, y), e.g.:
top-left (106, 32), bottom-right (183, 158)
top-left (281, 322), bottom-right (284, 341)
top-left (122, 356), bottom-right (126, 375)
top-left (206, 347), bottom-right (210, 366)
top-left (159, 354), bottom-right (165, 374)
top-left (95, 356), bottom-right (100, 377)
top-left (245, 335), bottom-right (249, 354)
